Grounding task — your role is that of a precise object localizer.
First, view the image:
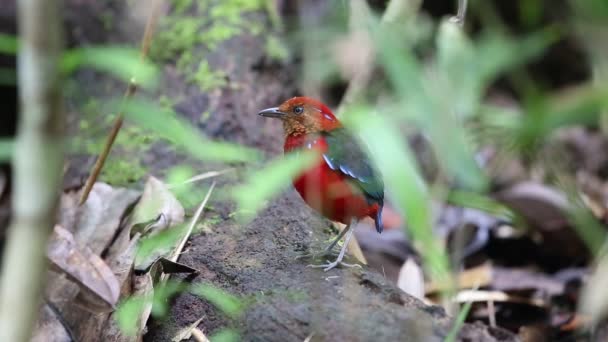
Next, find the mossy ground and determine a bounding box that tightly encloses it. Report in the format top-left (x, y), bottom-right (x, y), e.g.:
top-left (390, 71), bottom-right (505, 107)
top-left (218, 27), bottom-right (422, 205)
top-left (69, 0), bottom-right (280, 187)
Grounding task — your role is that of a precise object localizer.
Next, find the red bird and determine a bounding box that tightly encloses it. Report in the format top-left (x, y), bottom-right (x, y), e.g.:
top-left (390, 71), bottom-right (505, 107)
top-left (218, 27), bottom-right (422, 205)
top-left (259, 97), bottom-right (384, 271)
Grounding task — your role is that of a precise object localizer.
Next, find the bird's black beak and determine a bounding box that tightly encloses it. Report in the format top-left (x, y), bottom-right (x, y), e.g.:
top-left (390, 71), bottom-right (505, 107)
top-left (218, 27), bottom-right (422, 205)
top-left (258, 107), bottom-right (286, 118)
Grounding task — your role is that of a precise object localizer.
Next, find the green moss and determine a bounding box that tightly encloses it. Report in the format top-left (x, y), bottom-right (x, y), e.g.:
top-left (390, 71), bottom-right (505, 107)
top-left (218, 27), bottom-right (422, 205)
top-left (188, 60), bottom-right (227, 92)
top-left (173, 0), bottom-right (194, 15)
top-left (100, 159), bottom-right (148, 186)
top-left (264, 35), bottom-right (289, 61)
top-left (199, 110), bottom-right (211, 123)
top-left (150, 0), bottom-right (266, 91)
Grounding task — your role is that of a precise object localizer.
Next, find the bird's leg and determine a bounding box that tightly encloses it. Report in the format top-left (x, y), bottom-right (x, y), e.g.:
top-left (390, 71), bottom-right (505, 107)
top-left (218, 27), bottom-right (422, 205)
top-left (307, 219), bottom-right (362, 271)
top-left (295, 223), bottom-right (351, 260)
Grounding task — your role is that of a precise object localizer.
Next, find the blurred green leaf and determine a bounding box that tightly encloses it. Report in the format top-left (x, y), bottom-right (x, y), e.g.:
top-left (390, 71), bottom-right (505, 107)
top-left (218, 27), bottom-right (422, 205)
top-left (210, 329), bottom-right (240, 342)
top-left (344, 107), bottom-right (450, 284)
top-left (0, 67), bottom-right (16, 86)
top-left (374, 26), bottom-right (487, 191)
top-left (476, 28), bottom-right (558, 84)
top-left (436, 19), bottom-right (478, 118)
top-left (190, 284), bottom-right (243, 318)
top-left (120, 99), bottom-right (259, 163)
top-left (445, 300), bottom-right (473, 342)
top-left (556, 174), bottom-right (606, 255)
top-left (115, 281), bottom-right (189, 336)
top-left (233, 150), bottom-right (318, 219)
top-left (115, 295), bottom-right (147, 337)
top-left (62, 46), bottom-right (158, 88)
top-left (447, 190), bottom-right (524, 225)
top-left (151, 281), bottom-right (188, 317)
top-left (0, 33), bottom-right (18, 54)
top-left (0, 139), bottom-right (14, 161)
top-left (135, 224), bottom-right (186, 270)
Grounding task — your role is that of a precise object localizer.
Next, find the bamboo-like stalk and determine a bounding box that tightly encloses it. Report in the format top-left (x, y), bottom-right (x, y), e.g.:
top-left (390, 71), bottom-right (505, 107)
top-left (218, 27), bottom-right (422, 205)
top-left (78, 0), bottom-right (161, 205)
top-left (0, 0), bottom-right (64, 341)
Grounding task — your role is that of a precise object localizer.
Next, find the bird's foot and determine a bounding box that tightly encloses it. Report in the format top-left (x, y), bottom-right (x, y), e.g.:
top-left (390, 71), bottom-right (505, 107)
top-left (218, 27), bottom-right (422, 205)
top-left (307, 260), bottom-right (362, 272)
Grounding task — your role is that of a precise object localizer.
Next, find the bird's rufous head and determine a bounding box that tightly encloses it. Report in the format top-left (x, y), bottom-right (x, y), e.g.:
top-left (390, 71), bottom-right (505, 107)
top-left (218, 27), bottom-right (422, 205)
top-left (258, 97), bottom-right (341, 137)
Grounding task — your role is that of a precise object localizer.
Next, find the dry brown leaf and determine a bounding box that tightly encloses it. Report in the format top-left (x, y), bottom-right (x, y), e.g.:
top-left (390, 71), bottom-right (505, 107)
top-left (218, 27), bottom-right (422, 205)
top-left (454, 289), bottom-right (546, 308)
top-left (47, 225), bottom-right (120, 312)
top-left (60, 182), bottom-right (140, 254)
top-left (495, 182), bottom-right (569, 231)
top-left (426, 262), bottom-right (492, 294)
top-left (130, 176), bottom-right (185, 233)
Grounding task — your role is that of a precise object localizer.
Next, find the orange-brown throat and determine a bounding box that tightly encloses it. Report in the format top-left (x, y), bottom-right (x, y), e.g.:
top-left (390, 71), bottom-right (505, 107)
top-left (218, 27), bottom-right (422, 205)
top-left (282, 116), bottom-right (323, 138)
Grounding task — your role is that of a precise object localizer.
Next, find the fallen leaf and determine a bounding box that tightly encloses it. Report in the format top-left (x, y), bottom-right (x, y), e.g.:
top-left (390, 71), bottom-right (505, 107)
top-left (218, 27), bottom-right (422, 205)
top-left (397, 258), bottom-right (425, 300)
top-left (47, 225), bottom-right (120, 312)
top-left (495, 182), bottom-right (569, 231)
top-left (60, 182), bottom-right (140, 254)
top-left (426, 263), bottom-right (492, 294)
top-left (454, 289), bottom-right (546, 308)
top-left (130, 176), bottom-right (185, 233)
top-left (191, 328), bottom-right (210, 342)
top-left (172, 317), bottom-right (205, 342)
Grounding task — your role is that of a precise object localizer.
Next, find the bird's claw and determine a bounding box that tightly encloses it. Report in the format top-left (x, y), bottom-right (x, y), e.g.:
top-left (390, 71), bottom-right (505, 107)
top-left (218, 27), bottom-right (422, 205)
top-left (307, 260), bottom-right (362, 272)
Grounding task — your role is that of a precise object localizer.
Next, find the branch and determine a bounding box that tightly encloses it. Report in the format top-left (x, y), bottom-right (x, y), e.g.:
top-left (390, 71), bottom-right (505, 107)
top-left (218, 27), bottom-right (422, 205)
top-left (78, 0), bottom-right (161, 205)
top-left (0, 0), bottom-right (65, 340)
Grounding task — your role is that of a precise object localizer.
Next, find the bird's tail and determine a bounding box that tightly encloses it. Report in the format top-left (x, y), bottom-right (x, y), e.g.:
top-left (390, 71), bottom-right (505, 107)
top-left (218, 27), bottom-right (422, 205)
top-left (375, 206), bottom-right (383, 234)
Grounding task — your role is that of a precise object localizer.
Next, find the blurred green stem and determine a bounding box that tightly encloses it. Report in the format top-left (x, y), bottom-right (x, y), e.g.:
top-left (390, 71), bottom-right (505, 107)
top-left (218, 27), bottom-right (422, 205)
top-left (338, 0), bottom-right (421, 115)
top-left (0, 0), bottom-right (65, 341)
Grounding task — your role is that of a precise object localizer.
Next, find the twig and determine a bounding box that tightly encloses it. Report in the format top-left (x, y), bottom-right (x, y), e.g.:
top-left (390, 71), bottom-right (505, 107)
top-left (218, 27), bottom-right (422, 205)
top-left (487, 300), bottom-right (496, 327)
top-left (169, 181), bottom-right (216, 263)
top-left (78, 0), bottom-right (162, 205)
top-left (168, 168), bottom-right (234, 189)
top-left (191, 328), bottom-right (210, 342)
top-left (450, 0), bottom-right (468, 26)
top-left (0, 0), bottom-right (65, 340)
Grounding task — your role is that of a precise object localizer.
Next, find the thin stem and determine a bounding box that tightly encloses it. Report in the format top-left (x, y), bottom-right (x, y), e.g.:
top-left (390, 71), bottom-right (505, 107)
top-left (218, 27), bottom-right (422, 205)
top-left (451, 0), bottom-right (468, 26)
top-left (0, 0), bottom-right (64, 340)
top-left (78, 0), bottom-right (161, 205)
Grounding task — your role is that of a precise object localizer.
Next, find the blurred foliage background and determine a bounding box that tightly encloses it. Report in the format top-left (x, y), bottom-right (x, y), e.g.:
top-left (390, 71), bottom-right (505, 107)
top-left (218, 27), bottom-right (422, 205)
top-left (3, 0), bottom-right (608, 341)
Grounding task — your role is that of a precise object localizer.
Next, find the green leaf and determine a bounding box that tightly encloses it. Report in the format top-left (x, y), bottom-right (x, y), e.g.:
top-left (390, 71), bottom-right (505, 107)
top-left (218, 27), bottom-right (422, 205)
top-left (444, 300), bottom-right (473, 342)
top-left (0, 67), bottom-right (16, 86)
top-left (436, 19), bottom-right (479, 119)
top-left (0, 139), bottom-right (14, 161)
top-left (120, 99), bottom-right (259, 163)
top-left (447, 190), bottom-right (523, 226)
top-left (62, 46), bottom-right (158, 88)
top-left (151, 281), bottom-right (188, 317)
top-left (476, 29), bottom-right (558, 84)
top-left (115, 295), bottom-right (147, 337)
top-left (374, 26), bottom-right (487, 191)
top-left (190, 284), bottom-right (243, 318)
top-left (210, 329), bottom-right (240, 342)
top-left (135, 224), bottom-right (186, 271)
top-left (233, 150), bottom-right (318, 219)
top-left (0, 33), bottom-right (18, 54)
top-left (344, 107), bottom-right (450, 285)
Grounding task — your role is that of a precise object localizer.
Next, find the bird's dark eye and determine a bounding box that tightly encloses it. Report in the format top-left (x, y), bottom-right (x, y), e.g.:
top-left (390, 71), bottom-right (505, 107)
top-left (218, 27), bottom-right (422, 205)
top-left (293, 106), bottom-right (304, 114)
